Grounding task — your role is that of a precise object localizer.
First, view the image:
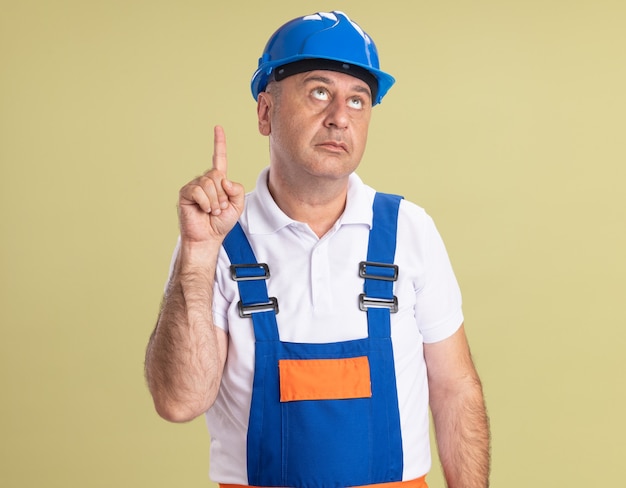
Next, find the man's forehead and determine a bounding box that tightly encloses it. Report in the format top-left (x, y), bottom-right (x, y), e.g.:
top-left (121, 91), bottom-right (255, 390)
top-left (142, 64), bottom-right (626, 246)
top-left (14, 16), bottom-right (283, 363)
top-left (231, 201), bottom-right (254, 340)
top-left (294, 70), bottom-right (372, 93)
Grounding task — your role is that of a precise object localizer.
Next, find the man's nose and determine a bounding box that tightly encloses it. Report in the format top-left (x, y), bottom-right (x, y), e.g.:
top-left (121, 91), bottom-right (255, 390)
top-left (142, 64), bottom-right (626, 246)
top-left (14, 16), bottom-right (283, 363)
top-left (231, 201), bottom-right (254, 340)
top-left (324, 98), bottom-right (350, 129)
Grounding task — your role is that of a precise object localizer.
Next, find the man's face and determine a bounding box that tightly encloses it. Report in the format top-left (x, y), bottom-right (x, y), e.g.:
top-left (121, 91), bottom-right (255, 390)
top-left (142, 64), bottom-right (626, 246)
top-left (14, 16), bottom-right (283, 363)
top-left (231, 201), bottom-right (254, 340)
top-left (259, 69), bottom-right (373, 183)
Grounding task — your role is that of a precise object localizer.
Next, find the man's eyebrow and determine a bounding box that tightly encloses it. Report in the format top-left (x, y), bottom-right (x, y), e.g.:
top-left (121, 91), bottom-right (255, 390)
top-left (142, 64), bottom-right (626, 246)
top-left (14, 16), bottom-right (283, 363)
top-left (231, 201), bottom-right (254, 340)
top-left (301, 75), bottom-right (372, 99)
top-left (302, 74), bottom-right (333, 85)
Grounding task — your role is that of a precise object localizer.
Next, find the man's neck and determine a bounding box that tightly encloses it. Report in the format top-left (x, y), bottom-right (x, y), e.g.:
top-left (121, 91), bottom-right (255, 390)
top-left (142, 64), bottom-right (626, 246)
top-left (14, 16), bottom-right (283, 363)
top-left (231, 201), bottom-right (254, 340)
top-left (267, 170), bottom-right (349, 238)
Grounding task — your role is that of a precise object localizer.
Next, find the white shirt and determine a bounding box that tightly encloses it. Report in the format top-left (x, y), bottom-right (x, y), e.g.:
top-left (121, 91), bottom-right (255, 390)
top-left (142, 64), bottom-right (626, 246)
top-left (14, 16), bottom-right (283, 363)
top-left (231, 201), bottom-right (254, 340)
top-left (170, 167), bottom-right (463, 484)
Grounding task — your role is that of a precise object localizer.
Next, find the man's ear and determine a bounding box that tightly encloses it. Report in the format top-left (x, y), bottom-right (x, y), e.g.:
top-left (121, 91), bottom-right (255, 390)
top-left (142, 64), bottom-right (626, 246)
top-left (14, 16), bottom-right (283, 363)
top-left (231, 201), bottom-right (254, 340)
top-left (257, 92), bottom-right (272, 136)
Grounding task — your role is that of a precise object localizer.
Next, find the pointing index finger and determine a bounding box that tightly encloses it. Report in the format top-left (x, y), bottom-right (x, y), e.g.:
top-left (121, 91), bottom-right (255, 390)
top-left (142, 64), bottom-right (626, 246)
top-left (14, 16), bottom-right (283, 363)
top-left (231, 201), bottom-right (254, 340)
top-left (212, 125), bottom-right (228, 174)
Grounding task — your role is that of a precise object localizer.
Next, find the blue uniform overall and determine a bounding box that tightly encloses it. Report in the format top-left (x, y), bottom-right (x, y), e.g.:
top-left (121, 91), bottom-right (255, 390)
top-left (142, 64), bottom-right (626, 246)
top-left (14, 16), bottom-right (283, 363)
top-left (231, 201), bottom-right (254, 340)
top-left (222, 193), bottom-right (404, 488)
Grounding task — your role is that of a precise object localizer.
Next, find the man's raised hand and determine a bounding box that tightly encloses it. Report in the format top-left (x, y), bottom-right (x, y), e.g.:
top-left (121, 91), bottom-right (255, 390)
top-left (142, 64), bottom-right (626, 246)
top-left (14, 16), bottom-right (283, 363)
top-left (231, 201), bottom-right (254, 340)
top-left (178, 126), bottom-right (245, 243)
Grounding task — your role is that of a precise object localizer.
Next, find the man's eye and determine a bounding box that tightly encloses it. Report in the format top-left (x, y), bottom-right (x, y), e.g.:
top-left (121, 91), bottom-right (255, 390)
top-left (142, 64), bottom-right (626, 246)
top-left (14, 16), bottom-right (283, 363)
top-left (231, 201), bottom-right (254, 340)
top-left (349, 98), bottom-right (364, 109)
top-left (312, 88), bottom-right (329, 100)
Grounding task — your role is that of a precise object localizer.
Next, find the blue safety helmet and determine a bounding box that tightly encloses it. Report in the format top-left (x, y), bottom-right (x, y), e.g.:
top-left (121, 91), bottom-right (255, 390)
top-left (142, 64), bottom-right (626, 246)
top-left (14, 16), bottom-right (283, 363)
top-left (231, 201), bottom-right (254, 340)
top-left (251, 11), bottom-right (395, 105)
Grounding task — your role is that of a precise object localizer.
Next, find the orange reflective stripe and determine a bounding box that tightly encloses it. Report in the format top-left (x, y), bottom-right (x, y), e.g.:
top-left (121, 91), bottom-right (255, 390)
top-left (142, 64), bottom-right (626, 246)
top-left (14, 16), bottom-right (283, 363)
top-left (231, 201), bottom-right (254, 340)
top-left (351, 476), bottom-right (428, 488)
top-left (220, 475), bottom-right (428, 488)
top-left (278, 356), bottom-right (372, 402)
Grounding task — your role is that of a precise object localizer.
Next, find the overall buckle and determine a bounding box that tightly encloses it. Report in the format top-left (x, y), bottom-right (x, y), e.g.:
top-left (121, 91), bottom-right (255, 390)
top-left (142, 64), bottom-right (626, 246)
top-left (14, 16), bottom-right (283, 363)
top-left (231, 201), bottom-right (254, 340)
top-left (230, 263), bottom-right (278, 317)
top-left (359, 261), bottom-right (399, 313)
top-left (359, 261), bottom-right (399, 281)
top-left (358, 294), bottom-right (399, 313)
top-left (237, 297), bottom-right (280, 318)
top-left (230, 263), bottom-right (270, 281)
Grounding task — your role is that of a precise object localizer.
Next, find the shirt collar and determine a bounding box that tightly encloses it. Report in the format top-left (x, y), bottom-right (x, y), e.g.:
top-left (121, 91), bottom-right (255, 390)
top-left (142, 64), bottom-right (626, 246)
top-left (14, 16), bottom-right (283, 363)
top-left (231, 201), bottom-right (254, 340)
top-left (246, 167), bottom-right (374, 235)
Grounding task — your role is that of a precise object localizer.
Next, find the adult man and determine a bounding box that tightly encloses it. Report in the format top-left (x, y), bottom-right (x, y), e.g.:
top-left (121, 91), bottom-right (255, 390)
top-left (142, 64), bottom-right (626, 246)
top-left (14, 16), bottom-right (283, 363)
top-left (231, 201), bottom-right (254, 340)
top-left (145, 10), bottom-right (490, 488)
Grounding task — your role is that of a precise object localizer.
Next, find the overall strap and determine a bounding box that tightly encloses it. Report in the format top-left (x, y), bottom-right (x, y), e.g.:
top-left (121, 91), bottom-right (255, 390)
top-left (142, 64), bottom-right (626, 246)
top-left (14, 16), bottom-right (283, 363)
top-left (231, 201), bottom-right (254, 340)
top-left (222, 223), bottom-right (279, 342)
top-left (360, 192), bottom-right (403, 339)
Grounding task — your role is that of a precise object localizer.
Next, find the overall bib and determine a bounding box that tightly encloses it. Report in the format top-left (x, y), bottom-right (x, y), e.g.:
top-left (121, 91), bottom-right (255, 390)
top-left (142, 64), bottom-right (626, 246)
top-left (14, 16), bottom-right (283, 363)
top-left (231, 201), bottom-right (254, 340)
top-left (222, 193), bottom-right (407, 488)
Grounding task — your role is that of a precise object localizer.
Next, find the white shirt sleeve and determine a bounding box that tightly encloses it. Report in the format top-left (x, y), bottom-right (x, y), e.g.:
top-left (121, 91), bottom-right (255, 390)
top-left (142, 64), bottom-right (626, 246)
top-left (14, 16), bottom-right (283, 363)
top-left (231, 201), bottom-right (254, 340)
top-left (398, 203), bottom-right (464, 344)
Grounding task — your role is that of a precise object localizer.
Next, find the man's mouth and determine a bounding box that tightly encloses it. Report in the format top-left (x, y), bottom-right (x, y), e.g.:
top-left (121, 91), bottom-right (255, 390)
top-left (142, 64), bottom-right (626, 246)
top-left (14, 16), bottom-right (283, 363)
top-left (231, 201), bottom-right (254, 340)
top-left (317, 141), bottom-right (348, 152)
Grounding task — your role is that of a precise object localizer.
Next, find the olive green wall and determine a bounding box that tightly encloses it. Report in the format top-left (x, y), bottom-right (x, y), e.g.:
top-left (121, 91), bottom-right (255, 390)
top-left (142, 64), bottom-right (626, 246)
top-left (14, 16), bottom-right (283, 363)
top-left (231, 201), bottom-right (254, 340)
top-left (1, 1), bottom-right (624, 486)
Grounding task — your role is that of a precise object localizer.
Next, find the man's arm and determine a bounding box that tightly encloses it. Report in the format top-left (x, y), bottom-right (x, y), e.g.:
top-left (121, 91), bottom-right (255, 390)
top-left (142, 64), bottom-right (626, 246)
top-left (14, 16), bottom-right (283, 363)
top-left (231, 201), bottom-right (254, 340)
top-left (145, 126), bottom-right (244, 423)
top-left (424, 324), bottom-right (491, 487)
top-left (145, 242), bottom-right (229, 422)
